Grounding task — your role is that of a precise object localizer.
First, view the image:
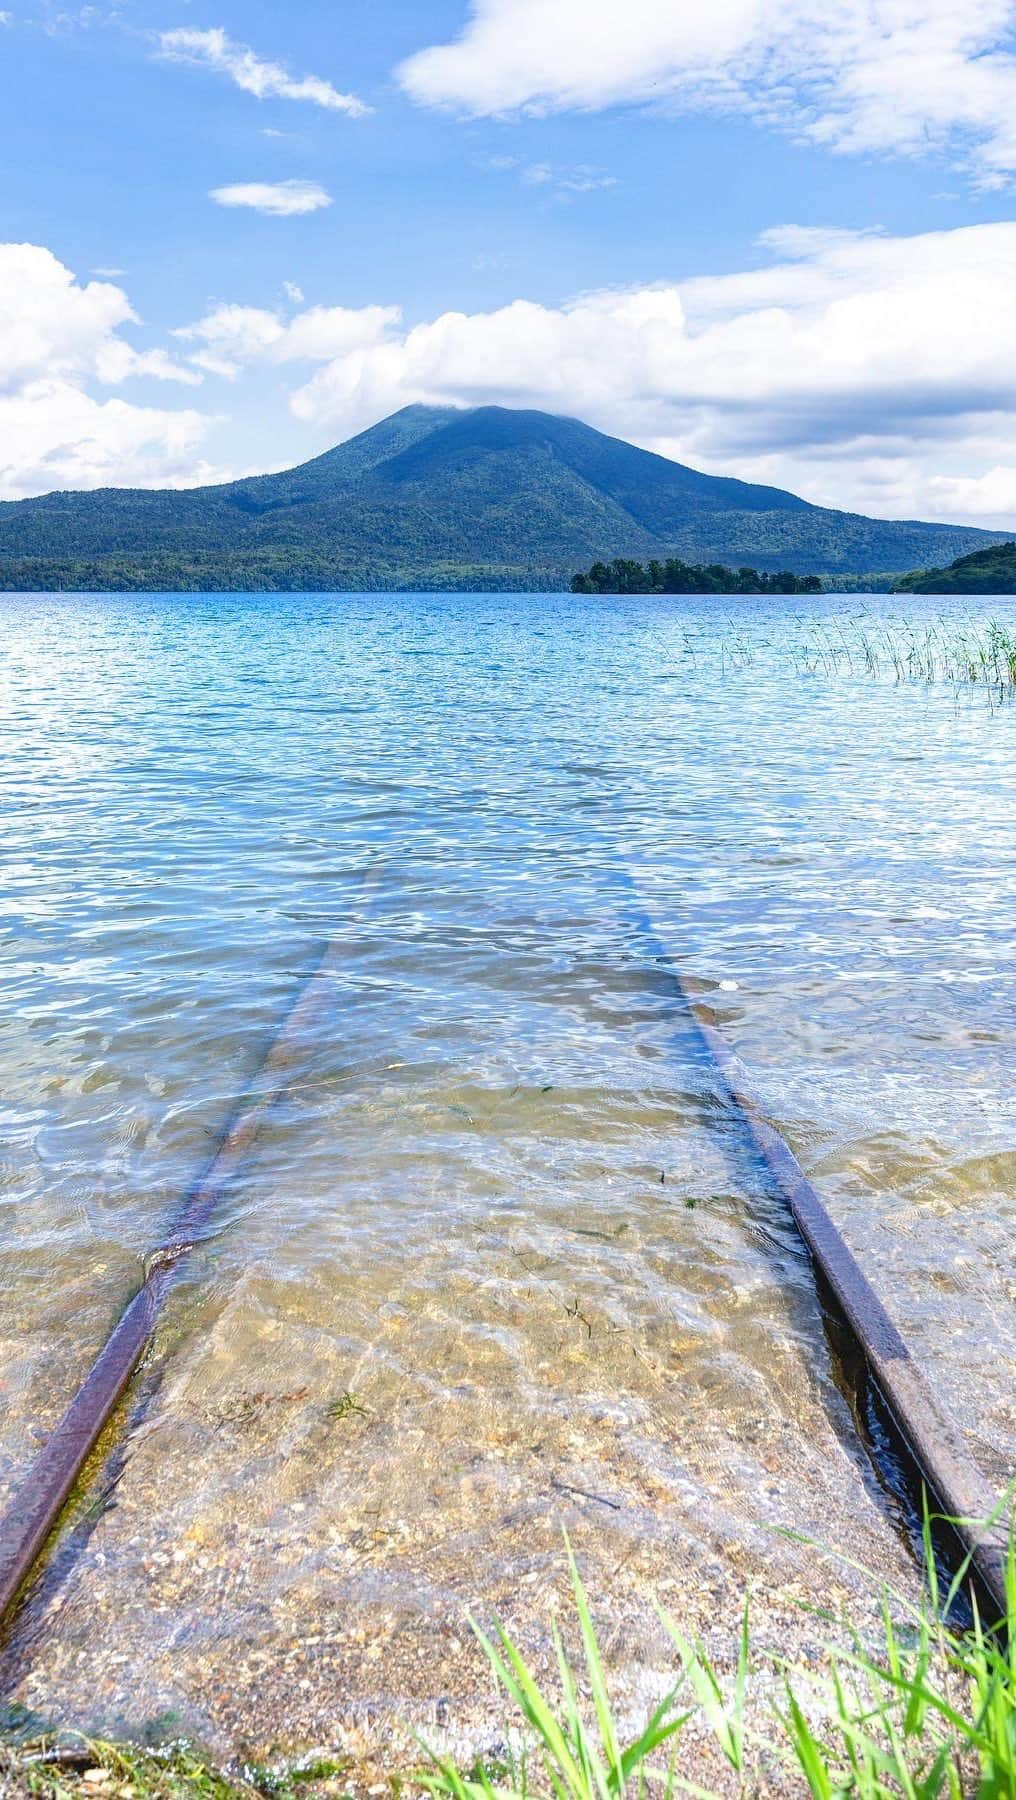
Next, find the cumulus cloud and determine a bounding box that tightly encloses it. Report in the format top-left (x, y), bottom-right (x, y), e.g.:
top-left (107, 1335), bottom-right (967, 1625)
top-left (159, 26), bottom-right (368, 115)
top-left (175, 300), bottom-right (400, 378)
top-left (13, 226), bottom-right (1016, 525)
top-left (398, 0), bottom-right (1016, 187)
top-left (0, 383), bottom-right (218, 499)
top-left (209, 180), bottom-right (332, 216)
top-left (0, 243), bottom-right (217, 499)
top-left (191, 220), bottom-right (1016, 526)
top-left (0, 244), bottom-right (198, 391)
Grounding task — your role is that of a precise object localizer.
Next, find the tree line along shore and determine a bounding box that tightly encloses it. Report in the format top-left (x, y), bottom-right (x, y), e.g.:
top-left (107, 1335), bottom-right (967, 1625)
top-left (571, 556), bottom-right (823, 595)
top-left (572, 541), bottom-right (1016, 595)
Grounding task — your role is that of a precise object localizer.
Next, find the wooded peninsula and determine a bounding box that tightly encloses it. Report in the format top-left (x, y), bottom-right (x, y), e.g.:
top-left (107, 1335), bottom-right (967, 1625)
top-left (571, 557), bottom-right (824, 595)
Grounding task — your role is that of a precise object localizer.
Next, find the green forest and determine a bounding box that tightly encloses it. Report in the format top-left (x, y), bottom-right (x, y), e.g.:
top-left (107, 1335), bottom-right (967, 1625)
top-left (571, 557), bottom-right (824, 595)
top-left (895, 541), bottom-right (1016, 594)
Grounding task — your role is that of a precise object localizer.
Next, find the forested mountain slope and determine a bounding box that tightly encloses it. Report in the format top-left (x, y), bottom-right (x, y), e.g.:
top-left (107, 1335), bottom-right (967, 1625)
top-left (0, 405), bottom-right (1004, 590)
top-left (895, 541), bottom-right (1016, 594)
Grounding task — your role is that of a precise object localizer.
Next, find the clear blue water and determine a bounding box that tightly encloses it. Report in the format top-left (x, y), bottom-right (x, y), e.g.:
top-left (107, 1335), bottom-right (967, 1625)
top-left (0, 592), bottom-right (1013, 1756)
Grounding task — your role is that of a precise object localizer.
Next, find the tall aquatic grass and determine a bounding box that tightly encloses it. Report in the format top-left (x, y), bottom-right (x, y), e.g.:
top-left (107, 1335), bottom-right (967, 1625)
top-left (422, 1518), bottom-right (1016, 1800)
top-left (789, 616), bottom-right (1016, 698)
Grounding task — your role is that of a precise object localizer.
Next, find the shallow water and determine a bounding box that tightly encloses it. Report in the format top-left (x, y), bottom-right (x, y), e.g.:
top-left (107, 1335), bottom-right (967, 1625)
top-left (0, 592), bottom-right (1013, 1765)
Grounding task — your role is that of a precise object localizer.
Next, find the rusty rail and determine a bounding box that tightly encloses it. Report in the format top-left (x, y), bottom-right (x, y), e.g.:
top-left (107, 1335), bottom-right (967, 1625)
top-left (0, 889), bottom-right (1008, 1639)
top-left (0, 938), bottom-right (343, 1630)
top-left (675, 972), bottom-right (1010, 1620)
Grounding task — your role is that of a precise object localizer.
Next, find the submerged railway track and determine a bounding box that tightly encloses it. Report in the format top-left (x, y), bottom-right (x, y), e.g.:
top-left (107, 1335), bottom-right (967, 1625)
top-left (0, 935), bottom-right (1009, 1670)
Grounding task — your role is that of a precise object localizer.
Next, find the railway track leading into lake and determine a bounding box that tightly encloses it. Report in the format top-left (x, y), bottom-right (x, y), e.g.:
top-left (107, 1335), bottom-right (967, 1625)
top-left (0, 921), bottom-right (1009, 1650)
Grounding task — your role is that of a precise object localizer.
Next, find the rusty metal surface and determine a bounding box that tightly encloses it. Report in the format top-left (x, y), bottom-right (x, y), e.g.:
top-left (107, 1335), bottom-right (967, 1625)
top-left (0, 940), bottom-right (342, 1631)
top-left (679, 980), bottom-right (1010, 1621)
top-left (1, 923), bottom-right (1007, 1645)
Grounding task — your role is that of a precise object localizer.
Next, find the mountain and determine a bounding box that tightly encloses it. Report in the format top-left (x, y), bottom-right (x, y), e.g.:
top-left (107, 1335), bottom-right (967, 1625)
top-left (895, 541), bottom-right (1016, 594)
top-left (0, 405), bottom-right (1007, 591)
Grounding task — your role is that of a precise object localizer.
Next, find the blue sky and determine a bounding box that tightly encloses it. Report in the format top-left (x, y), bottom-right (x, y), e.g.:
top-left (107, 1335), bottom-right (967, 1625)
top-left (5, 0), bottom-right (1016, 524)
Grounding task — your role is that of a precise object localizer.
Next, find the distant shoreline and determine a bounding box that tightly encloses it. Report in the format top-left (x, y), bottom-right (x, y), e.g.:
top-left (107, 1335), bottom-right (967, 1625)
top-left (0, 405), bottom-right (1007, 598)
top-left (0, 573), bottom-right (906, 595)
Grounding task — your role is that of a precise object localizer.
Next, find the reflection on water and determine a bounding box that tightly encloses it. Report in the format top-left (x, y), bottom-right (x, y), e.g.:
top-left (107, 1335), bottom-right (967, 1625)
top-left (0, 592), bottom-right (1013, 1765)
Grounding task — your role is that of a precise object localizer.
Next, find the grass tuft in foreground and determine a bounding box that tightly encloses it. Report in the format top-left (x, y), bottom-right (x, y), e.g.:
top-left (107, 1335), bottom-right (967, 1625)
top-left (0, 1734), bottom-right (352, 1800)
top-left (0, 1734), bottom-right (250, 1799)
top-left (421, 1517), bottom-right (1015, 1800)
top-left (3, 1515), bottom-right (1013, 1800)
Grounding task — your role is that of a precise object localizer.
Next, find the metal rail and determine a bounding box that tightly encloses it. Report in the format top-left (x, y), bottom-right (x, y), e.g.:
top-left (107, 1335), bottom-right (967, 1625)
top-left (0, 916), bottom-right (1008, 1643)
top-left (674, 972), bottom-right (1010, 1621)
top-left (0, 938), bottom-right (343, 1630)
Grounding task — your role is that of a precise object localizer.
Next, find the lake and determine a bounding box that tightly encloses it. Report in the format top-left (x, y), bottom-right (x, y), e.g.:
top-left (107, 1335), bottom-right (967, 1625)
top-left (0, 591), bottom-right (1013, 1767)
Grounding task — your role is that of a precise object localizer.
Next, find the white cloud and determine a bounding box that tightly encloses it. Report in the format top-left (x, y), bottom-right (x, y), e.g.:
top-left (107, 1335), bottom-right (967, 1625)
top-left (480, 153), bottom-right (618, 194)
top-left (175, 300), bottom-right (400, 378)
top-left (175, 303), bottom-right (288, 375)
top-left (12, 227), bottom-right (1016, 526)
top-left (0, 244), bottom-right (197, 390)
top-left (521, 161), bottom-right (617, 192)
top-left (0, 382), bottom-right (217, 499)
top-left (0, 12), bottom-right (12, 24)
top-left (924, 465), bottom-right (1016, 518)
top-left (159, 26), bottom-right (368, 115)
top-left (0, 243), bottom-right (218, 499)
top-left (216, 220), bottom-right (1016, 527)
top-left (398, 0), bottom-right (1016, 187)
top-left (209, 180), bottom-right (332, 216)
top-left (40, 3), bottom-right (111, 31)
top-left (91, 264), bottom-right (126, 278)
top-left (282, 304), bottom-right (401, 361)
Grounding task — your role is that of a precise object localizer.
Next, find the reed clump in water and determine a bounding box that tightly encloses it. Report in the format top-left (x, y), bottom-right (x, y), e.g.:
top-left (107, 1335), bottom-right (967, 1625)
top-left (791, 615), bottom-right (1016, 696)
